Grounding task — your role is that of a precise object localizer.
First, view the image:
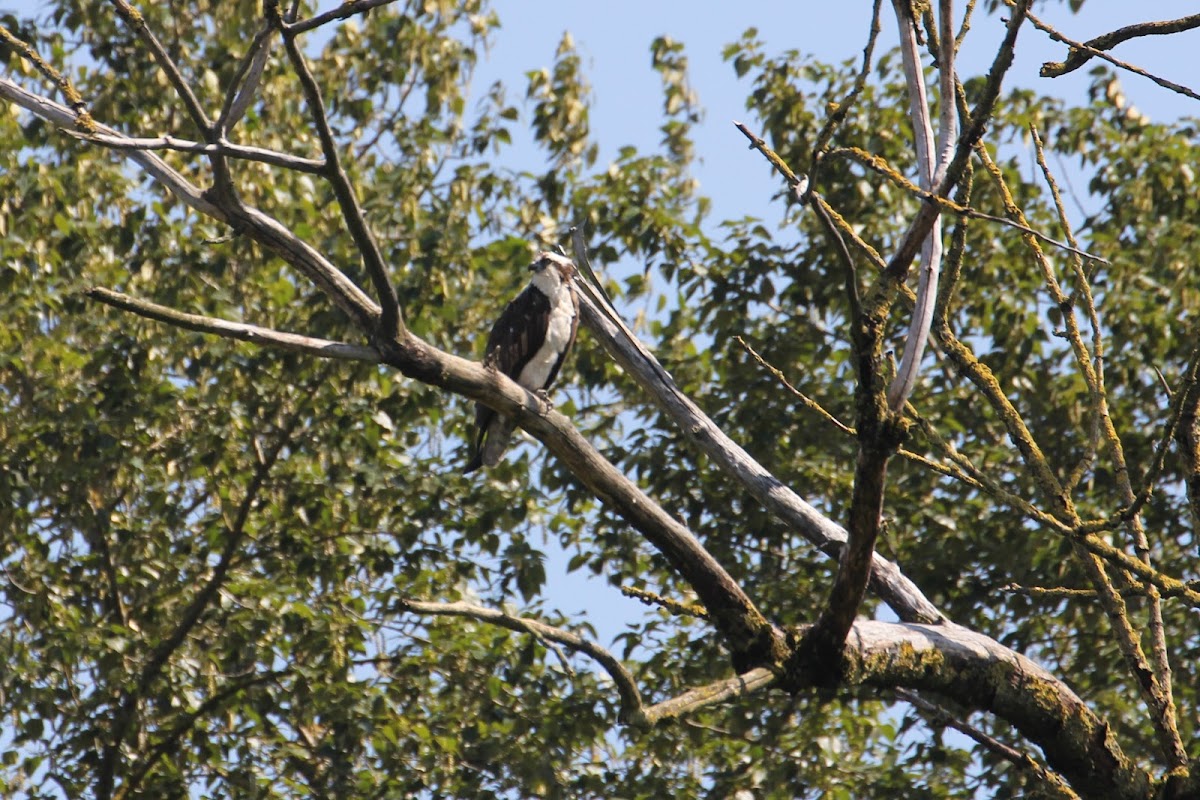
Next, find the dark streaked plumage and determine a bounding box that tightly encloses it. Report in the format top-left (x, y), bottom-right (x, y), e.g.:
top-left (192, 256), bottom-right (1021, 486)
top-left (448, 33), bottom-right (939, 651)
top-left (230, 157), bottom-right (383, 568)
top-left (464, 251), bottom-right (579, 472)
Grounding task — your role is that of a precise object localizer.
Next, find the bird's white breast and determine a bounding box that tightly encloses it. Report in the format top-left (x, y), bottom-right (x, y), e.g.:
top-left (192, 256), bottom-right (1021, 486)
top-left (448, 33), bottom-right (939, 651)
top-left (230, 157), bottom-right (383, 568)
top-left (518, 276), bottom-right (575, 390)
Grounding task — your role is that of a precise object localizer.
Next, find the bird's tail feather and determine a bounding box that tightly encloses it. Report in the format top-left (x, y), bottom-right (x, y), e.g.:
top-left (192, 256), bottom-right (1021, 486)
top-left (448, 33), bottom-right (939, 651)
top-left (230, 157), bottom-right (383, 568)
top-left (463, 414), bottom-right (518, 473)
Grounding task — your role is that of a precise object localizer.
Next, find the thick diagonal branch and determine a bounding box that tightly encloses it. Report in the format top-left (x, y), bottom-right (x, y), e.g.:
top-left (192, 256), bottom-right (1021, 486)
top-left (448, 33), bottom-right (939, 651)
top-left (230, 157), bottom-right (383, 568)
top-left (570, 236), bottom-right (942, 626)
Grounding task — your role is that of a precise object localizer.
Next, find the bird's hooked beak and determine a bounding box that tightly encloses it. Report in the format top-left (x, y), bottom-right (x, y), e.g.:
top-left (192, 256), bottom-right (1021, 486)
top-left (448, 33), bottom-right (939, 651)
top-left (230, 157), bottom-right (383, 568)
top-left (528, 257), bottom-right (548, 274)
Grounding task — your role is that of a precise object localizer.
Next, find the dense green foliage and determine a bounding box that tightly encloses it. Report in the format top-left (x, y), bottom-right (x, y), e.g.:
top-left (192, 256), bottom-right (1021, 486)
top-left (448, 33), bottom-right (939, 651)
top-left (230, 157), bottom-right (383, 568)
top-left (2, 2), bottom-right (1198, 798)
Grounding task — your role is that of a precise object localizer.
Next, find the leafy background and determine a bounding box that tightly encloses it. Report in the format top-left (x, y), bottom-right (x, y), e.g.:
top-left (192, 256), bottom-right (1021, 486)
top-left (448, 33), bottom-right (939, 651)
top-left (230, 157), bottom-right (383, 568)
top-left (1, 1), bottom-right (1199, 797)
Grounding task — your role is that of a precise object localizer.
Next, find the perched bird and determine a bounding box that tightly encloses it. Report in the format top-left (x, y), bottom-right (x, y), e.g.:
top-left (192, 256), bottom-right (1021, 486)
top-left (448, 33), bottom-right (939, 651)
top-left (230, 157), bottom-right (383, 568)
top-left (464, 251), bottom-right (580, 473)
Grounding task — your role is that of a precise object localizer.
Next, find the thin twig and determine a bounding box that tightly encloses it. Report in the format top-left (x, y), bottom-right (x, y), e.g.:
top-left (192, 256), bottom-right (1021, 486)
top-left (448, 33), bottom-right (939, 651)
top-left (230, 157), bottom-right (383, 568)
top-left (1023, 6), bottom-right (1200, 102)
top-left (0, 77), bottom-right (219, 216)
top-left (736, 336), bottom-right (854, 435)
top-left (60, 129), bottom-right (326, 173)
top-left (86, 287), bottom-right (380, 363)
top-left (286, 0), bottom-right (402, 36)
top-left (621, 586), bottom-right (708, 619)
top-left (398, 599), bottom-right (645, 723)
top-left (896, 689), bottom-right (1081, 800)
top-left (0, 23), bottom-right (95, 130)
top-left (268, 0), bottom-right (403, 340)
top-left (1038, 12), bottom-right (1200, 78)
top-left (827, 146), bottom-right (1108, 263)
top-left (642, 668), bottom-right (776, 725)
top-left (109, 0), bottom-right (213, 135)
top-left (811, 0), bottom-right (883, 168)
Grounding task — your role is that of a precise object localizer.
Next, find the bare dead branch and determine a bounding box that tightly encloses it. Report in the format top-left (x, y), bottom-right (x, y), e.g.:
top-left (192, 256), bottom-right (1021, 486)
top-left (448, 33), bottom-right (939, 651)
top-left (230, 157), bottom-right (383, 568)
top-left (1023, 7), bottom-right (1200, 103)
top-left (0, 22), bottom-right (94, 130)
top-left (733, 121), bottom-right (808, 201)
top-left (109, 0), bottom-right (213, 135)
top-left (884, 0), bottom-right (952, 410)
top-left (399, 598), bottom-right (646, 723)
top-left (643, 668), bottom-right (776, 725)
top-left (268, 0), bottom-right (403, 340)
top-left (60, 129), bottom-right (326, 173)
top-left (569, 232), bottom-right (944, 626)
top-left (85, 288), bottom-right (380, 363)
top-left (883, 0), bottom-right (1028, 283)
top-left (737, 336), bottom-right (854, 436)
top-left (219, 23), bottom-right (275, 135)
top-left (286, 0), bottom-right (402, 36)
top-left (0, 78), bottom-right (220, 217)
top-left (620, 586), bottom-right (708, 620)
top-left (826, 145), bottom-right (1109, 262)
top-left (895, 689), bottom-right (1082, 800)
top-left (811, 0), bottom-right (883, 165)
top-left (1038, 12), bottom-right (1200, 77)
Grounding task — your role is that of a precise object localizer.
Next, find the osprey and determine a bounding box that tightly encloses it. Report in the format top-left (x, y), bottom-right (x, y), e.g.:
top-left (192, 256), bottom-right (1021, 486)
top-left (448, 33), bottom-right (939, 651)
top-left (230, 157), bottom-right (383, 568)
top-left (464, 251), bottom-right (580, 473)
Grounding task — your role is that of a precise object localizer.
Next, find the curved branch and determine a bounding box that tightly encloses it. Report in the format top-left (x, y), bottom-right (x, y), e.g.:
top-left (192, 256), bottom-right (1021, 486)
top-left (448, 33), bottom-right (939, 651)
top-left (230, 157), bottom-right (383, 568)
top-left (1038, 12), bottom-right (1200, 77)
top-left (61, 129), bottom-right (326, 173)
top-left (398, 599), bottom-right (645, 723)
top-left (1024, 7), bottom-right (1200, 103)
top-left (109, 0), bottom-right (212, 135)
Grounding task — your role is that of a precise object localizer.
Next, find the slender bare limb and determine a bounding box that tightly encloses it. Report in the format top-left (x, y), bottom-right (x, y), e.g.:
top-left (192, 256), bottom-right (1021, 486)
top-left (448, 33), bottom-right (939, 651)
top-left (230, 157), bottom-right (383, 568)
top-left (267, 0), bottom-right (403, 340)
top-left (621, 586), bottom-right (708, 620)
top-left (60, 129), bottom-right (326, 173)
top-left (734, 121), bottom-right (808, 200)
top-left (85, 288), bottom-right (380, 363)
top-left (0, 78), bottom-right (219, 216)
top-left (885, 0), bottom-right (950, 410)
top-left (398, 599), bottom-right (645, 723)
top-left (811, 0), bottom-right (883, 167)
top-left (1022, 6), bottom-right (1200, 103)
top-left (218, 23), bottom-right (275, 135)
top-left (1175, 362), bottom-right (1200, 535)
top-left (737, 337), bottom-right (854, 436)
top-left (109, 0), bottom-right (213, 135)
top-left (0, 23), bottom-right (94, 130)
top-left (827, 145), bottom-right (1109, 263)
top-left (895, 689), bottom-right (1082, 800)
top-left (642, 668), bottom-right (776, 725)
top-left (287, 0), bottom-right (403, 36)
top-left (569, 232), bottom-right (944, 626)
top-left (1038, 12), bottom-right (1200, 77)
top-left (970, 139), bottom-right (1186, 767)
top-left (883, 0), bottom-right (1028, 282)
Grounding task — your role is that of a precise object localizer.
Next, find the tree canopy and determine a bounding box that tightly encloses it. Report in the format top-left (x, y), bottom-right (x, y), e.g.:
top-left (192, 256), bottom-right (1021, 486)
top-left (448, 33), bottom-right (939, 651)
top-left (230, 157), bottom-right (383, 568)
top-left (2, 1), bottom-right (1199, 798)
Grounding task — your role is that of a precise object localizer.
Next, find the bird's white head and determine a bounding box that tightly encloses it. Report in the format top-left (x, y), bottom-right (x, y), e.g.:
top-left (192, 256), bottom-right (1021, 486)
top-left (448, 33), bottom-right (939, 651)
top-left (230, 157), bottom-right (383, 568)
top-left (528, 251), bottom-right (576, 294)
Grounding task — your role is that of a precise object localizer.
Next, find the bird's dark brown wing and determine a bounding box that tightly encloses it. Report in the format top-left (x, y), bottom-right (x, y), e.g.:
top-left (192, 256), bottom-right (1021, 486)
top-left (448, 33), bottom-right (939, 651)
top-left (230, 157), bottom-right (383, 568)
top-left (464, 286), bottom-right (552, 473)
top-left (484, 284), bottom-right (551, 379)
